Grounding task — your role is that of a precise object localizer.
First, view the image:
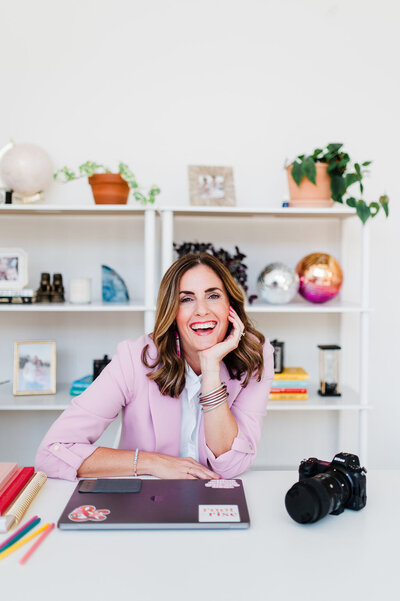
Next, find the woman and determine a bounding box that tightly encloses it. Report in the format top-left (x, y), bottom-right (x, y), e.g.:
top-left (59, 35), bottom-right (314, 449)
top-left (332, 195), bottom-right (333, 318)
top-left (35, 253), bottom-right (274, 481)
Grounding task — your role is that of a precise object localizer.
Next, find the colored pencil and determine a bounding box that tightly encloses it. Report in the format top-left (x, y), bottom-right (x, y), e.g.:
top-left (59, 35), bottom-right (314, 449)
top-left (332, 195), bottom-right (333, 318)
top-left (0, 515), bottom-right (40, 554)
top-left (0, 523), bottom-right (50, 561)
top-left (19, 523), bottom-right (54, 565)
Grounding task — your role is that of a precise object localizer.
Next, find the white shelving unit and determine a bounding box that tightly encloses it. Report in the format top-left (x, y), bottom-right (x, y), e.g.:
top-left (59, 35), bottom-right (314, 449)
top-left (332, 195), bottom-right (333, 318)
top-left (0, 203), bottom-right (370, 466)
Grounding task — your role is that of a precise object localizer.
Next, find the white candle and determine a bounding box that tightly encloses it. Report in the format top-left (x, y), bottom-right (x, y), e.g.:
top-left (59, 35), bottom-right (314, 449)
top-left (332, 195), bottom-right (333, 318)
top-left (69, 277), bottom-right (91, 304)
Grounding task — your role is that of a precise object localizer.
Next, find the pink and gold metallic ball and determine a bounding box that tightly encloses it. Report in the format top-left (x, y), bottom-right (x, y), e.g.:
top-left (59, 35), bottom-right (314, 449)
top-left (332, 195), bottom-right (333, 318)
top-left (296, 253), bottom-right (343, 303)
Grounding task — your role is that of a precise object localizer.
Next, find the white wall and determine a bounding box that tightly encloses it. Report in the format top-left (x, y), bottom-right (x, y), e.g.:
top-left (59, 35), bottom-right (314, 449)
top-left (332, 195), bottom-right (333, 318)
top-left (1, 0), bottom-right (399, 467)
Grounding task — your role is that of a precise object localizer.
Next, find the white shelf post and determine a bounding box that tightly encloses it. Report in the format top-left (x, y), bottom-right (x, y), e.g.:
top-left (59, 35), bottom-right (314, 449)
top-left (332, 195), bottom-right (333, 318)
top-left (144, 208), bottom-right (156, 333)
top-left (161, 210), bottom-right (174, 275)
top-left (359, 221), bottom-right (370, 465)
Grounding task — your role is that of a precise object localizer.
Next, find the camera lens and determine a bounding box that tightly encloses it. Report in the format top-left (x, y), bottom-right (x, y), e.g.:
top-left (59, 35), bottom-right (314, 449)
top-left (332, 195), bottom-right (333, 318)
top-left (285, 470), bottom-right (351, 524)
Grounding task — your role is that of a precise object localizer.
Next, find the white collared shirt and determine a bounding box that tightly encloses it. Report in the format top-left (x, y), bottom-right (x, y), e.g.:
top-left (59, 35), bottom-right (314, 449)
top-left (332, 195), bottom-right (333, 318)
top-left (179, 362), bottom-right (202, 461)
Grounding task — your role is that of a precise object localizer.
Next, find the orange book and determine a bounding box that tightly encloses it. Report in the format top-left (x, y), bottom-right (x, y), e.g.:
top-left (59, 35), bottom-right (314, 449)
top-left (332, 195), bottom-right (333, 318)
top-left (269, 393), bottom-right (308, 400)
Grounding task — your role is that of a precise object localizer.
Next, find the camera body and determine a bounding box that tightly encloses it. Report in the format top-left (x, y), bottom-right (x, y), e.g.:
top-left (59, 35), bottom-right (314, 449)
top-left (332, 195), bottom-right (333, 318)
top-left (298, 452), bottom-right (367, 514)
top-left (93, 355), bottom-right (111, 381)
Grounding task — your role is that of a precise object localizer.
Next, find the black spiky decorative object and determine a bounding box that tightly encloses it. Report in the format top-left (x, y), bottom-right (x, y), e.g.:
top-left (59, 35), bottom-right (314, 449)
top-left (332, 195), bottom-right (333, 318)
top-left (173, 241), bottom-right (257, 304)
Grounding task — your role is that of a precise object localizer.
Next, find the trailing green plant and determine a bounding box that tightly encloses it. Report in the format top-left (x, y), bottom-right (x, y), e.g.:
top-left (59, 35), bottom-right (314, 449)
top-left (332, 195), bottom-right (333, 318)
top-left (289, 143), bottom-right (389, 224)
top-left (173, 241), bottom-right (257, 303)
top-left (54, 161), bottom-right (160, 205)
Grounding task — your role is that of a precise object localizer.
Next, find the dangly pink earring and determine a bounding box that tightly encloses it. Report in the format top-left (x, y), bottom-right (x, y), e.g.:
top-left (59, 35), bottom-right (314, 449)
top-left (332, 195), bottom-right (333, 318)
top-left (175, 331), bottom-right (181, 358)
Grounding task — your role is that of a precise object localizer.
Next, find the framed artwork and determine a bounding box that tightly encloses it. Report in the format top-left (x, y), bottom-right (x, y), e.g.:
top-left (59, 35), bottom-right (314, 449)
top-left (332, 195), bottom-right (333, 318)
top-left (0, 248), bottom-right (28, 290)
top-left (188, 166), bottom-right (236, 206)
top-left (13, 340), bottom-right (56, 396)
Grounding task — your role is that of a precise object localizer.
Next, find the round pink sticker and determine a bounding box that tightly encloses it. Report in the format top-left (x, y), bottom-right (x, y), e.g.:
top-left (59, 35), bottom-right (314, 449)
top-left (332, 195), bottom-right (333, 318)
top-left (205, 480), bottom-right (240, 489)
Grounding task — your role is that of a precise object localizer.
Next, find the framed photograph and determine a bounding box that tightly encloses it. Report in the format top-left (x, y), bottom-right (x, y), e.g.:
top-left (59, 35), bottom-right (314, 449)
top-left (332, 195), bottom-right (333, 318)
top-left (13, 340), bottom-right (56, 396)
top-left (188, 166), bottom-right (236, 206)
top-left (0, 248), bottom-right (28, 290)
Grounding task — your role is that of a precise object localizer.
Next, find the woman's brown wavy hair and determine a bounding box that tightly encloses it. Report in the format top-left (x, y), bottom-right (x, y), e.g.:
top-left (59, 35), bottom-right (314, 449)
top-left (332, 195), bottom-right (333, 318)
top-left (141, 252), bottom-right (265, 397)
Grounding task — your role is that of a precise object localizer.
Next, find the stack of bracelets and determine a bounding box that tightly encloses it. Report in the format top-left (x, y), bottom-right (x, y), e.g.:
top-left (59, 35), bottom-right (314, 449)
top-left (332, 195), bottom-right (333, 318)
top-left (199, 382), bottom-right (229, 413)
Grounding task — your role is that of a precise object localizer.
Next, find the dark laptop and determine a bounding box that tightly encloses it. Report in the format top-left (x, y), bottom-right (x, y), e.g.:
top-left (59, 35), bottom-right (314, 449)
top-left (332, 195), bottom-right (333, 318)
top-left (57, 478), bottom-right (250, 530)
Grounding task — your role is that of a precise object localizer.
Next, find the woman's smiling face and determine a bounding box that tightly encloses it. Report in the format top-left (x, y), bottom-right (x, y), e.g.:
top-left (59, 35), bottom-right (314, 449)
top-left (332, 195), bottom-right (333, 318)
top-left (176, 264), bottom-right (230, 355)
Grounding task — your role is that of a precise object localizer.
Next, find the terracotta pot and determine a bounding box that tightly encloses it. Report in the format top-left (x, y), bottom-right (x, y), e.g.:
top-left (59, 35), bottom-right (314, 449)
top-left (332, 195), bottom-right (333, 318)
top-left (88, 173), bottom-right (129, 204)
top-left (286, 162), bottom-right (334, 208)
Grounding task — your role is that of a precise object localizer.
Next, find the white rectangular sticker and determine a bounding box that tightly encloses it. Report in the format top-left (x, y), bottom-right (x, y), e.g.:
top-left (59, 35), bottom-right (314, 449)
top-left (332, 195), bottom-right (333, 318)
top-left (198, 504), bottom-right (240, 522)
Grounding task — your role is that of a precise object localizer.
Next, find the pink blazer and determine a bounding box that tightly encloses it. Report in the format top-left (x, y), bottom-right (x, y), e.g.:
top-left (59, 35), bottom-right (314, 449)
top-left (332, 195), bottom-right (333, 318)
top-left (35, 334), bottom-right (274, 481)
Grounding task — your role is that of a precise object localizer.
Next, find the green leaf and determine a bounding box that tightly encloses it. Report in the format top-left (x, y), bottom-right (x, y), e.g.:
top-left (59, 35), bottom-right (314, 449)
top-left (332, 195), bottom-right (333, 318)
top-left (379, 194), bottom-right (389, 217)
top-left (330, 175), bottom-right (346, 201)
top-left (345, 173), bottom-right (359, 188)
top-left (369, 202), bottom-right (380, 217)
top-left (336, 158), bottom-right (349, 170)
top-left (302, 157), bottom-right (316, 184)
top-left (346, 197), bottom-right (357, 208)
top-left (53, 167), bottom-right (78, 182)
top-left (356, 201), bottom-right (371, 224)
top-left (362, 161), bottom-right (372, 166)
top-left (327, 143), bottom-right (343, 153)
top-left (327, 163), bottom-right (337, 174)
top-left (291, 161), bottom-right (303, 186)
top-left (134, 191), bottom-right (147, 204)
top-left (311, 148), bottom-right (323, 160)
top-left (354, 163), bottom-right (361, 176)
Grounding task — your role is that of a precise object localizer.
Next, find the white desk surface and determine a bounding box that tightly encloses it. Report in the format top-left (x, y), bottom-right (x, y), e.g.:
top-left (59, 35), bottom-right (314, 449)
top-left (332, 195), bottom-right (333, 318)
top-left (1, 470), bottom-right (397, 601)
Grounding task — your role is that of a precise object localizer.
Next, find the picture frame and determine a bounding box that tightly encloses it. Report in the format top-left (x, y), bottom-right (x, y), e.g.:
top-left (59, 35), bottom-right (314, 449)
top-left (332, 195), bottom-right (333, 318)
top-left (13, 340), bottom-right (56, 396)
top-left (0, 248), bottom-right (28, 290)
top-left (188, 165), bottom-right (236, 206)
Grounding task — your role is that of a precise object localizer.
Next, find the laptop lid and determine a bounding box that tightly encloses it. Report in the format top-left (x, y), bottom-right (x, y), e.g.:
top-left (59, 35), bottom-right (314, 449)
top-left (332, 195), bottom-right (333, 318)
top-left (58, 478), bottom-right (250, 530)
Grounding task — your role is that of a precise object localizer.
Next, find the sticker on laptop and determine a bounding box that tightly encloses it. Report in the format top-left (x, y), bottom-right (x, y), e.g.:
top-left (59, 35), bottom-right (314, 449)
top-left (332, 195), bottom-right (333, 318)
top-left (205, 479), bottom-right (240, 489)
top-left (68, 505), bottom-right (110, 522)
top-left (198, 505), bottom-right (240, 522)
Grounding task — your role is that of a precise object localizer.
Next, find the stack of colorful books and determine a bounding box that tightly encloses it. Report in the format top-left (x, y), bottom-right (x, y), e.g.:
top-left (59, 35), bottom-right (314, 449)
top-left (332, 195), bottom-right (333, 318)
top-left (269, 367), bottom-right (309, 401)
top-left (70, 375), bottom-right (93, 396)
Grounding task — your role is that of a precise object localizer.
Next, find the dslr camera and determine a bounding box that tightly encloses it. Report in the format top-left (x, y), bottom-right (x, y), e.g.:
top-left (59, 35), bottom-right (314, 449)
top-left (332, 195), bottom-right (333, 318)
top-left (285, 452), bottom-right (367, 524)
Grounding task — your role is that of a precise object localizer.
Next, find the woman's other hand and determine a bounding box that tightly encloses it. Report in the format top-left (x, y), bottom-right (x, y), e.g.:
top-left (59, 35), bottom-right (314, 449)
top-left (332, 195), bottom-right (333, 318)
top-left (142, 452), bottom-right (220, 480)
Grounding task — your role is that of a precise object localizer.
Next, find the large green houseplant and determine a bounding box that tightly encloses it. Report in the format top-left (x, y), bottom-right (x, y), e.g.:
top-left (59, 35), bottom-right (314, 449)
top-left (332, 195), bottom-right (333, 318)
top-left (54, 161), bottom-right (160, 205)
top-left (287, 143), bottom-right (389, 223)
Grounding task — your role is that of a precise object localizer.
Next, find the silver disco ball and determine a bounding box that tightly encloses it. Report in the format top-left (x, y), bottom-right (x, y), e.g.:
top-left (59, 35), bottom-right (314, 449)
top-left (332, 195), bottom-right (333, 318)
top-left (257, 262), bottom-right (299, 304)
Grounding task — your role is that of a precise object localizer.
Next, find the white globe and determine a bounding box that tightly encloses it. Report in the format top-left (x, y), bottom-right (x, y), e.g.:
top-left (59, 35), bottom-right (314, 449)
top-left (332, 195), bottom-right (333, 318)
top-left (0, 143), bottom-right (53, 196)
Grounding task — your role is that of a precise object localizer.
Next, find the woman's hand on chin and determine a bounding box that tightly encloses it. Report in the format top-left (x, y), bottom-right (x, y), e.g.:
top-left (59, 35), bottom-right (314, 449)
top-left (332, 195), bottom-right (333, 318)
top-left (199, 306), bottom-right (245, 369)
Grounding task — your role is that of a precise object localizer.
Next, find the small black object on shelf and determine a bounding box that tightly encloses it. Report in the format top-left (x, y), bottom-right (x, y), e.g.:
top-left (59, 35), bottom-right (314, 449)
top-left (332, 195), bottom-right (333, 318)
top-left (271, 340), bottom-right (284, 373)
top-left (36, 273), bottom-right (52, 302)
top-left (51, 273), bottom-right (65, 302)
top-left (36, 272), bottom-right (65, 302)
top-left (93, 355), bottom-right (111, 380)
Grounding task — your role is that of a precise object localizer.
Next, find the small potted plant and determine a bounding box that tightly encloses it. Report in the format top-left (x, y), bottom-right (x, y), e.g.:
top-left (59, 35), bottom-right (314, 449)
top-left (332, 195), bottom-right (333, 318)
top-left (286, 143), bottom-right (389, 223)
top-left (54, 161), bottom-right (161, 205)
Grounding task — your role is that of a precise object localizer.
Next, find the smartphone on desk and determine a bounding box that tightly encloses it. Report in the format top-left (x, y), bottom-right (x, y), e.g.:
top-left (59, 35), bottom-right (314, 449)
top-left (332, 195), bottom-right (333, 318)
top-left (78, 479), bottom-right (142, 494)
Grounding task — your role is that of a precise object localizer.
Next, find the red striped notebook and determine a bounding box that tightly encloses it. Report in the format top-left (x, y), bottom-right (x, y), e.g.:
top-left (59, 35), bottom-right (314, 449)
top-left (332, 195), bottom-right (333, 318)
top-left (0, 467), bottom-right (35, 515)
